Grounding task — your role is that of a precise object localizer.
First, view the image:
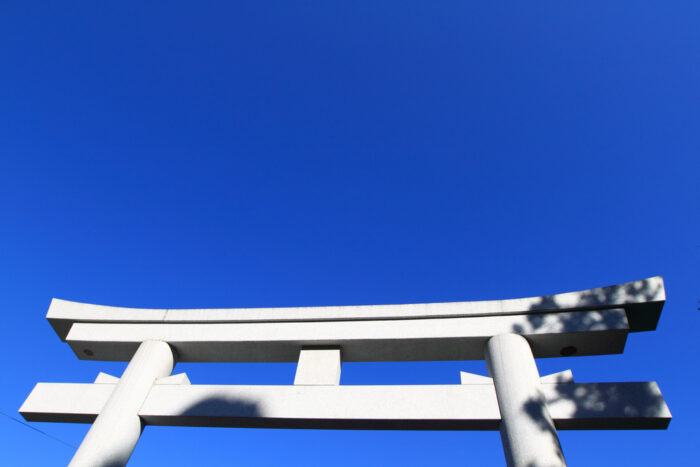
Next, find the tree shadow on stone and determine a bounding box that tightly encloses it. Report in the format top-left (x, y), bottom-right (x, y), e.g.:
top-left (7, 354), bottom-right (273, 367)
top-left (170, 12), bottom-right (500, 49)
top-left (507, 278), bottom-right (669, 466)
top-left (512, 277), bottom-right (664, 339)
top-left (142, 396), bottom-right (261, 429)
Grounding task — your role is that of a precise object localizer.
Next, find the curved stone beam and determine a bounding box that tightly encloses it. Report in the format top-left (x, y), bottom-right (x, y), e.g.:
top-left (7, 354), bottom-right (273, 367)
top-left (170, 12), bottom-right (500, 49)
top-left (48, 276), bottom-right (665, 340)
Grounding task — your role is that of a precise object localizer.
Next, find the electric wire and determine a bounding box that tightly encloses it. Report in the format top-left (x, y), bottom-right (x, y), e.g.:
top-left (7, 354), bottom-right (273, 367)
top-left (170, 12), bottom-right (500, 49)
top-left (0, 409), bottom-right (77, 450)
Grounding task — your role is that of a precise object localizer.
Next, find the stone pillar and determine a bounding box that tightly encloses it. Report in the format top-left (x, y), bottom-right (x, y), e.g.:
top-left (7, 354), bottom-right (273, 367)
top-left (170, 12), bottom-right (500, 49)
top-left (69, 340), bottom-right (175, 467)
top-left (485, 333), bottom-right (566, 467)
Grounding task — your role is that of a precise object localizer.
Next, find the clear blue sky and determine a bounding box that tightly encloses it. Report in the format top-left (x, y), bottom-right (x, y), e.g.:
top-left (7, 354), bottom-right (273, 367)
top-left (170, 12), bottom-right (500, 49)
top-left (1, 2), bottom-right (698, 465)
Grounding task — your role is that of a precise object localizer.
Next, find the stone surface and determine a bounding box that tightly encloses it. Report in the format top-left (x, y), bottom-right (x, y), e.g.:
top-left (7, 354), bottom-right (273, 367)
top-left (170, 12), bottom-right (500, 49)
top-left (486, 334), bottom-right (566, 467)
top-left (65, 308), bottom-right (629, 362)
top-left (294, 348), bottom-right (341, 385)
top-left (540, 370), bottom-right (574, 384)
top-left (93, 372), bottom-right (119, 384)
top-left (47, 276), bottom-right (665, 340)
top-left (21, 276), bottom-right (670, 466)
top-left (156, 373), bottom-right (190, 385)
top-left (20, 381), bottom-right (671, 430)
top-left (68, 340), bottom-right (174, 467)
top-left (460, 371), bottom-right (493, 384)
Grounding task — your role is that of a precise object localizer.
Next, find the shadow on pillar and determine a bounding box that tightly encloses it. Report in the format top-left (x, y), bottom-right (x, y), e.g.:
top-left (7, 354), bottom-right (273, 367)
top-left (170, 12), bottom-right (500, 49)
top-left (509, 278), bottom-right (669, 466)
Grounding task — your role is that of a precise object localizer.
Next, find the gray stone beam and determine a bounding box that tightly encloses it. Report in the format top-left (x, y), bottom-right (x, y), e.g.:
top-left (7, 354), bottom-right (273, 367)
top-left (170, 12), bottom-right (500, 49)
top-left (20, 382), bottom-right (671, 430)
top-left (64, 308), bottom-right (629, 362)
top-left (46, 276), bottom-right (665, 340)
top-left (294, 348), bottom-right (342, 385)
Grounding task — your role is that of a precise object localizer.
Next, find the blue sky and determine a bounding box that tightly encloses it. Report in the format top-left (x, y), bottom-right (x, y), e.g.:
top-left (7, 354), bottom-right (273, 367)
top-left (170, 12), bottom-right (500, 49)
top-left (1, 2), bottom-right (698, 465)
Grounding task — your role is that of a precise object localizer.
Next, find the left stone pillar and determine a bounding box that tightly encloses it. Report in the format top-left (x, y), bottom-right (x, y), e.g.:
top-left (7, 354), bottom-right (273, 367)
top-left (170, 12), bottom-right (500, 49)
top-left (69, 340), bottom-right (175, 467)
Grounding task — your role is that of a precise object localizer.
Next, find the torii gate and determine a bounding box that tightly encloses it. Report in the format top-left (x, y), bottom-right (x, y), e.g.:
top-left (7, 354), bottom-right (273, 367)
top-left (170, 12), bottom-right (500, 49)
top-left (20, 277), bottom-right (671, 467)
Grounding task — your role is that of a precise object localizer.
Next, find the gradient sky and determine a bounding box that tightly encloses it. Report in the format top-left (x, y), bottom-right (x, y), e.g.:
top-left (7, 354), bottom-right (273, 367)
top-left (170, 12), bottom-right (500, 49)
top-left (1, 2), bottom-right (698, 465)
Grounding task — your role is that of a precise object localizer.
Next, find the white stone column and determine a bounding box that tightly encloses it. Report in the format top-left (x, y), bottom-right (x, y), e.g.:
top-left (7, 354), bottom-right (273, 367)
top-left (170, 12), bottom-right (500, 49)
top-left (485, 333), bottom-right (566, 467)
top-left (69, 340), bottom-right (175, 467)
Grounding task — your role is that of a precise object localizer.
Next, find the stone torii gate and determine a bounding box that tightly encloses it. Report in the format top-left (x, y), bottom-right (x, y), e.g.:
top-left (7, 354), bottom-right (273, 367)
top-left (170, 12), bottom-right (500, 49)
top-left (20, 277), bottom-right (671, 467)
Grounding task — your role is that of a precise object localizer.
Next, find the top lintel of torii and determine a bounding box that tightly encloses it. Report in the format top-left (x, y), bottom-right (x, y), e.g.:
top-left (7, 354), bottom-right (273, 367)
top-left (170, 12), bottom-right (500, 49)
top-left (48, 276), bottom-right (665, 362)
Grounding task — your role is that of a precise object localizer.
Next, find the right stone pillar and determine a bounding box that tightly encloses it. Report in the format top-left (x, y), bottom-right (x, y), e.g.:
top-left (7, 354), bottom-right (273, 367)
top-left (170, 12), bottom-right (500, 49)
top-left (485, 333), bottom-right (566, 467)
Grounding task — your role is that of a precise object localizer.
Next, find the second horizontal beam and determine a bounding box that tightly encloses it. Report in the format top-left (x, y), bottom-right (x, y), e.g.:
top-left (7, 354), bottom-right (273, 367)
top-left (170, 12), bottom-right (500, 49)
top-left (65, 309), bottom-right (629, 362)
top-left (20, 382), bottom-right (670, 430)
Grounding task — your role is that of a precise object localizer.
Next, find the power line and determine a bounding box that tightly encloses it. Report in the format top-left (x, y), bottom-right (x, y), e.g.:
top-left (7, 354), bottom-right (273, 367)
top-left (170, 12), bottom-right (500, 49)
top-left (0, 409), bottom-right (76, 450)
